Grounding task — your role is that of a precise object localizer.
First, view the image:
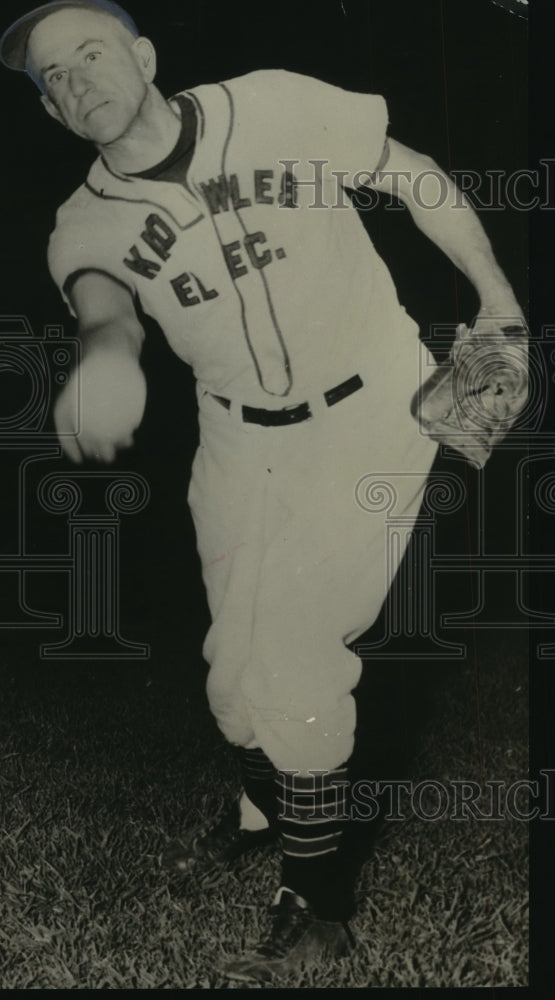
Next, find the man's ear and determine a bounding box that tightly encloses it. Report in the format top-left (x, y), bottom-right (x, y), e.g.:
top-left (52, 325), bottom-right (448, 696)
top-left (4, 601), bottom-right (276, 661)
top-left (41, 93), bottom-right (66, 127)
top-left (132, 36), bottom-right (157, 84)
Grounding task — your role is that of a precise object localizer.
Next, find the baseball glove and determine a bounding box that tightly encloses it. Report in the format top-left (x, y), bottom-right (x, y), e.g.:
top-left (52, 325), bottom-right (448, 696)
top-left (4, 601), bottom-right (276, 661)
top-left (412, 317), bottom-right (529, 469)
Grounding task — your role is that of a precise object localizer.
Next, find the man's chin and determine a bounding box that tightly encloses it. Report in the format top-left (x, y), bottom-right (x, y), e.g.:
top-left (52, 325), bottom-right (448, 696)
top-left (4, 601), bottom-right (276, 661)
top-left (84, 122), bottom-right (128, 148)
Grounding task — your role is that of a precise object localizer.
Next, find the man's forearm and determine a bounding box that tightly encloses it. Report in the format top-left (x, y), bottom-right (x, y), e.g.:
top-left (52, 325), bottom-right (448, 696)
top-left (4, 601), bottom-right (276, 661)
top-left (77, 317), bottom-right (144, 362)
top-left (372, 140), bottom-right (525, 321)
top-left (400, 163), bottom-right (523, 317)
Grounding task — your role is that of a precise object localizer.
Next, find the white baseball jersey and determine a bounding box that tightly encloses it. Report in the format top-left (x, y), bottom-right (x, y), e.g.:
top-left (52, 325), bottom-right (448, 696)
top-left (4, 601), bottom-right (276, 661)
top-left (48, 70), bottom-right (438, 771)
top-left (48, 69), bottom-right (418, 406)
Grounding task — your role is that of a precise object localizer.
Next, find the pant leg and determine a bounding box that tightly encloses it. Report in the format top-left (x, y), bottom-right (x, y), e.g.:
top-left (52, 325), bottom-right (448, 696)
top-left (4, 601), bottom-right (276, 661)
top-left (240, 477), bottom-right (430, 773)
top-left (189, 381), bottom-right (437, 771)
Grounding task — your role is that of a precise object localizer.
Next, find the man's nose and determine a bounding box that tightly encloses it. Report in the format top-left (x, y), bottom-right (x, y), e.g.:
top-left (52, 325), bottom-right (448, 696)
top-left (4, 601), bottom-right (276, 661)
top-left (69, 66), bottom-right (93, 97)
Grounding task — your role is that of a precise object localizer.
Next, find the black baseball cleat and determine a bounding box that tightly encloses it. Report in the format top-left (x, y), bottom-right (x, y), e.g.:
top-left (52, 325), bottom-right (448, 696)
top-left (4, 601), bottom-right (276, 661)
top-left (221, 888), bottom-right (355, 983)
top-left (161, 799), bottom-right (277, 875)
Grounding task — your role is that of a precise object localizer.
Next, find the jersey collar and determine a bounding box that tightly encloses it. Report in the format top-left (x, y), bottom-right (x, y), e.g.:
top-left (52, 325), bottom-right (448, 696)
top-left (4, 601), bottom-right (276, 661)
top-left (85, 81), bottom-right (233, 228)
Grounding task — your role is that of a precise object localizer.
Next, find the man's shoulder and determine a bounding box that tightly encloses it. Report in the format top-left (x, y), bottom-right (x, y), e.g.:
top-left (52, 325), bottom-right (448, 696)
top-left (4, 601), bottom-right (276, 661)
top-left (181, 69), bottom-right (384, 123)
top-left (53, 171), bottom-right (108, 228)
top-left (46, 165), bottom-right (136, 292)
top-left (48, 163), bottom-right (122, 270)
top-left (221, 68), bottom-right (312, 88)
top-left (179, 68), bottom-right (326, 103)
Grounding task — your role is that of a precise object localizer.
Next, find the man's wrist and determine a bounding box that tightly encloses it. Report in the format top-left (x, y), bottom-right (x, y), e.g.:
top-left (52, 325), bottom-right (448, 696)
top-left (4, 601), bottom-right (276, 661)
top-left (476, 295), bottom-right (525, 325)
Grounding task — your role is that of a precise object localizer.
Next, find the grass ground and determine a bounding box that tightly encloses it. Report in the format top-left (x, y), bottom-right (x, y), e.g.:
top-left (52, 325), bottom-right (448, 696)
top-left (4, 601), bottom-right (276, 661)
top-left (0, 628), bottom-right (528, 988)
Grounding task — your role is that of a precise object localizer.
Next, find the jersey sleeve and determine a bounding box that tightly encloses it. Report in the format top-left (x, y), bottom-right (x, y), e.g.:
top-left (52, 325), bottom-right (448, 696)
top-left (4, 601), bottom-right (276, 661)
top-left (47, 186), bottom-right (136, 318)
top-left (226, 69), bottom-right (389, 186)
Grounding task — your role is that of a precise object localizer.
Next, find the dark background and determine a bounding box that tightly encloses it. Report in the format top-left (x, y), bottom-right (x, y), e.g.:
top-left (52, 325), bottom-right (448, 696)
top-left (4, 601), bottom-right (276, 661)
top-left (0, 0), bottom-right (551, 986)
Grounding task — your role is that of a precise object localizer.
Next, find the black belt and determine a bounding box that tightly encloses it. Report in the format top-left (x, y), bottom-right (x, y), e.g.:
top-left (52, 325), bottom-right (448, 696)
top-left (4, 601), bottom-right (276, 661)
top-left (210, 374), bottom-right (363, 426)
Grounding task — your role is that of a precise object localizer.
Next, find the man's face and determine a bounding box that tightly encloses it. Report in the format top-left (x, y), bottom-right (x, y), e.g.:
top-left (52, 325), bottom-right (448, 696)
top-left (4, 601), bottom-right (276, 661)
top-left (27, 8), bottom-right (153, 146)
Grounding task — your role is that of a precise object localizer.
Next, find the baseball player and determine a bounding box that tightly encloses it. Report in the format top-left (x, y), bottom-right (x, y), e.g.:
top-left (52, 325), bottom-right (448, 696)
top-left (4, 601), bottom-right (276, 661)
top-left (1, 0), bottom-right (525, 983)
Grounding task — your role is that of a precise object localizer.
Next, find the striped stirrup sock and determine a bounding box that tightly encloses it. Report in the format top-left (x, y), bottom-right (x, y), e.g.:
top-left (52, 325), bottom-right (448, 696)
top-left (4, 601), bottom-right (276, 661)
top-left (237, 746), bottom-right (278, 828)
top-left (276, 767), bottom-right (354, 921)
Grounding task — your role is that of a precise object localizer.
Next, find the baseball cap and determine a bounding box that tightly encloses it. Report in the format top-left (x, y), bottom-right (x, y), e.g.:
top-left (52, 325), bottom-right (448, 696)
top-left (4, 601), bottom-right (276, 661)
top-left (0, 1), bottom-right (139, 71)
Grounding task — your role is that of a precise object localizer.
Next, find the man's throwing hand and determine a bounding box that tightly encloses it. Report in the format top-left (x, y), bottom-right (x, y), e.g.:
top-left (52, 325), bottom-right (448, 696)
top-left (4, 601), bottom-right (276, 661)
top-left (54, 350), bottom-right (147, 464)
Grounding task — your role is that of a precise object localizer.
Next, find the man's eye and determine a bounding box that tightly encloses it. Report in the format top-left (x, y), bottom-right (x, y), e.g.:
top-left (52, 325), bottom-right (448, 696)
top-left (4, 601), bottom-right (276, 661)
top-left (85, 51), bottom-right (101, 62)
top-left (49, 70), bottom-right (67, 85)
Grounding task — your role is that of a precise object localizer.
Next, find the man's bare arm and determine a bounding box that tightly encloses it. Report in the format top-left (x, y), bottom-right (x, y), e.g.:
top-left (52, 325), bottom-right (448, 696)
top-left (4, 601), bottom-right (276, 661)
top-left (54, 272), bottom-right (147, 464)
top-left (370, 138), bottom-right (524, 321)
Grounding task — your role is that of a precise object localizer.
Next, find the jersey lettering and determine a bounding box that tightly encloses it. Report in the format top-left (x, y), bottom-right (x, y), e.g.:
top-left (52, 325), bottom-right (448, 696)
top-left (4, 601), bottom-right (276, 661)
top-left (222, 240), bottom-right (249, 279)
top-left (254, 169), bottom-right (274, 204)
top-left (195, 275), bottom-right (219, 301)
top-left (228, 174), bottom-right (252, 209)
top-left (123, 245), bottom-right (161, 279)
top-left (199, 167), bottom-right (297, 215)
top-left (200, 175), bottom-right (230, 214)
top-left (171, 272), bottom-right (220, 307)
top-left (200, 173), bottom-right (255, 214)
top-left (278, 170), bottom-right (299, 209)
top-left (222, 232), bottom-right (272, 279)
top-left (122, 195), bottom-right (285, 301)
top-left (244, 232), bottom-right (272, 269)
top-left (141, 214), bottom-right (177, 261)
